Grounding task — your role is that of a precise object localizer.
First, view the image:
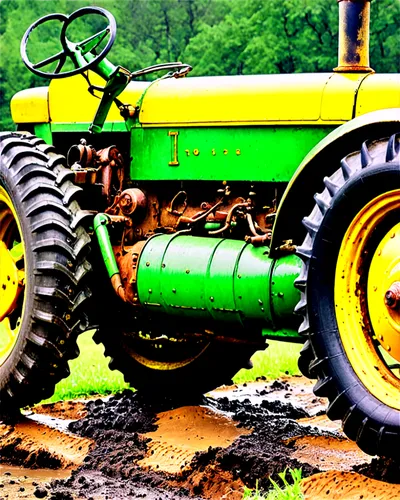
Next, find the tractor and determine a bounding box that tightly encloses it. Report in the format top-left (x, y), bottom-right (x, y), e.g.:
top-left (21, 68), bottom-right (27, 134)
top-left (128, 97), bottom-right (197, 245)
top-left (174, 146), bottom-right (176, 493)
top-left (0, 0), bottom-right (399, 459)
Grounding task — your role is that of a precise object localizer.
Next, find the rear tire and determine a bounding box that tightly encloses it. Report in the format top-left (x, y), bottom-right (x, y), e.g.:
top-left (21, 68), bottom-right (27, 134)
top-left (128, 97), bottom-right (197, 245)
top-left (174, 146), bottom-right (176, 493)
top-left (296, 133), bottom-right (400, 459)
top-left (0, 133), bottom-right (91, 411)
top-left (93, 299), bottom-right (261, 396)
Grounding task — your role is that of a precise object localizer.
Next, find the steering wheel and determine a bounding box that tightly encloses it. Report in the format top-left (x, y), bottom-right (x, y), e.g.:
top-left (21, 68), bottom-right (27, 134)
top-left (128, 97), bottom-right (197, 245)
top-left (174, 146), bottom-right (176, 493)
top-left (21, 7), bottom-right (116, 79)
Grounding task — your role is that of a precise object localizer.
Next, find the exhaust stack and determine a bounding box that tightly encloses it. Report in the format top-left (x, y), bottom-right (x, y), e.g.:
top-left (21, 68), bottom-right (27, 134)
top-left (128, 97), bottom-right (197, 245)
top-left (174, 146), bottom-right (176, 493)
top-left (335, 0), bottom-right (373, 73)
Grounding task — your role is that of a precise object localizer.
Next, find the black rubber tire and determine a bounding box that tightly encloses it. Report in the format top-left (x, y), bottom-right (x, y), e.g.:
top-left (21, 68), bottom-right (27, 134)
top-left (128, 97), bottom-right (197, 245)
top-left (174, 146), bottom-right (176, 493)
top-left (295, 133), bottom-right (400, 459)
top-left (93, 294), bottom-right (260, 396)
top-left (297, 339), bottom-right (316, 379)
top-left (0, 132), bottom-right (92, 411)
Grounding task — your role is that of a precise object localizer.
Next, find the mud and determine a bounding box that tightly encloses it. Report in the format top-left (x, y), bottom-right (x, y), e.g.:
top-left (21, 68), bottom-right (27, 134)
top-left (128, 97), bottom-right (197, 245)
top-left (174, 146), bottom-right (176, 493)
top-left (301, 471), bottom-right (400, 499)
top-left (30, 401), bottom-right (87, 421)
top-left (0, 376), bottom-right (398, 499)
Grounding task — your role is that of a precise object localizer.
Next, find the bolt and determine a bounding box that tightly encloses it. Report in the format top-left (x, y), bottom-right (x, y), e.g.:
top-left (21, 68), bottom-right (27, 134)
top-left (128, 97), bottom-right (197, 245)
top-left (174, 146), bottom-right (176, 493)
top-left (385, 282), bottom-right (400, 310)
top-left (385, 291), bottom-right (396, 307)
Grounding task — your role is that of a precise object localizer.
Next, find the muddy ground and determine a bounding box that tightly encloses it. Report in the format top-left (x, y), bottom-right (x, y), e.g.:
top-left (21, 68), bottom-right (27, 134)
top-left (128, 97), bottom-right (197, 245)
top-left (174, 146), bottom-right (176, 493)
top-left (0, 376), bottom-right (399, 500)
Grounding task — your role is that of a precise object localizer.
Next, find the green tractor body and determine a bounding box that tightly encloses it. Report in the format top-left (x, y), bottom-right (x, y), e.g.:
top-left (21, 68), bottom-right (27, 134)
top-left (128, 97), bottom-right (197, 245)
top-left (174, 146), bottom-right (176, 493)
top-left (0, 0), bottom-right (399, 458)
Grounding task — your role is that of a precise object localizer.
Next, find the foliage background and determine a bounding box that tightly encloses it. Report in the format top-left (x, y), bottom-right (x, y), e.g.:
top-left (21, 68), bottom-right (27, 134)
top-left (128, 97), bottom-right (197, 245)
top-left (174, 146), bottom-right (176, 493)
top-left (0, 0), bottom-right (399, 131)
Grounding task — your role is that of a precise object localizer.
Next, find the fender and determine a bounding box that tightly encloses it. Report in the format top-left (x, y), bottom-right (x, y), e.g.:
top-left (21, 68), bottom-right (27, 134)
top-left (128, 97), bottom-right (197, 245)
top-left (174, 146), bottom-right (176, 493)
top-left (270, 108), bottom-right (400, 256)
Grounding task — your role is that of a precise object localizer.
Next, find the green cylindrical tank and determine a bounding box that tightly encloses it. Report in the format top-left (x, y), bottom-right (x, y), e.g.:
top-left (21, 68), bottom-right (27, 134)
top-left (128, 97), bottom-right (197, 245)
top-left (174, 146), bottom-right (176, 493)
top-left (136, 234), bottom-right (301, 331)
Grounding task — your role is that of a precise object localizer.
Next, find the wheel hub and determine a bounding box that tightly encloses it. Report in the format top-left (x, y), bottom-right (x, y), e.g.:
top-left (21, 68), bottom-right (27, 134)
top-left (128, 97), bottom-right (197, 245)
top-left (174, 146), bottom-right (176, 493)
top-left (368, 223), bottom-right (400, 363)
top-left (335, 189), bottom-right (400, 410)
top-left (0, 241), bottom-right (19, 322)
top-left (0, 186), bottom-right (25, 365)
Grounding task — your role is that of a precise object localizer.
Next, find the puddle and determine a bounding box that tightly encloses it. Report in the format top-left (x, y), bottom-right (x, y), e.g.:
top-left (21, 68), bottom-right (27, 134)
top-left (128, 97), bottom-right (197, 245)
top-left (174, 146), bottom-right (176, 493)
top-left (0, 417), bottom-right (93, 469)
top-left (210, 376), bottom-right (327, 418)
top-left (286, 435), bottom-right (371, 471)
top-left (138, 405), bottom-right (251, 473)
top-left (0, 464), bottom-right (71, 499)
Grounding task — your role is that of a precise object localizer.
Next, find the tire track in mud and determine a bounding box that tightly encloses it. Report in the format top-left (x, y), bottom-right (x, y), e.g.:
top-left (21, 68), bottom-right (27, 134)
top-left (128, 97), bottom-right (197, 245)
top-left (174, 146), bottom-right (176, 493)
top-left (0, 376), bottom-right (399, 499)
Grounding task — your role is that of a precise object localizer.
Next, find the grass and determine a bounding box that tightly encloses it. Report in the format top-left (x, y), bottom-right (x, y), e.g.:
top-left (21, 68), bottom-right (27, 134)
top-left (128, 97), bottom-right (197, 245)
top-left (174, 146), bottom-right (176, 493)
top-left (42, 330), bottom-right (129, 404)
top-left (42, 332), bottom-right (301, 404)
top-left (233, 341), bottom-right (301, 384)
top-left (243, 469), bottom-right (304, 500)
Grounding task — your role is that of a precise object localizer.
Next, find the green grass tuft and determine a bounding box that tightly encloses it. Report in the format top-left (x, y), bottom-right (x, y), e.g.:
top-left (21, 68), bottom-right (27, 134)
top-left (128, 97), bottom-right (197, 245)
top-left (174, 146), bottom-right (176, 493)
top-left (243, 469), bottom-right (304, 500)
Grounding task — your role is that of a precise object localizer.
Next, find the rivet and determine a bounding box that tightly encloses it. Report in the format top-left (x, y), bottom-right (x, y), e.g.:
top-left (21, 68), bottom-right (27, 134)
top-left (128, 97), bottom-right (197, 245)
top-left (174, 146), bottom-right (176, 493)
top-left (238, 274), bottom-right (242, 279)
top-left (172, 288), bottom-right (176, 293)
top-left (386, 345), bottom-right (391, 352)
top-left (148, 289), bottom-right (152, 293)
top-left (278, 292), bottom-right (284, 298)
top-left (162, 263), bottom-right (166, 268)
top-left (210, 297), bottom-right (214, 302)
top-left (186, 269), bottom-right (190, 274)
top-left (258, 299), bottom-right (263, 305)
top-left (146, 262), bottom-right (150, 267)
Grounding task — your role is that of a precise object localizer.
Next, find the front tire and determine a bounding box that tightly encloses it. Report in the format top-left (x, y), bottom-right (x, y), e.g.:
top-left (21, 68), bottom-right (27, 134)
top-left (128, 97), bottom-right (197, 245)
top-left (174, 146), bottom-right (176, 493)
top-left (297, 133), bottom-right (400, 458)
top-left (0, 133), bottom-right (91, 411)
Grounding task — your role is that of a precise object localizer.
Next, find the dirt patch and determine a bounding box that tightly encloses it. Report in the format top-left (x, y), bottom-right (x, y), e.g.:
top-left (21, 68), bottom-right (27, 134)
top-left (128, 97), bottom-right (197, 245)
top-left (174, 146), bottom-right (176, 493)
top-left (286, 435), bottom-right (371, 471)
top-left (0, 417), bottom-right (92, 469)
top-left (354, 457), bottom-right (400, 484)
top-left (1, 377), bottom-right (398, 500)
top-left (56, 383), bottom-right (322, 498)
top-left (31, 401), bottom-right (87, 421)
top-left (301, 471), bottom-right (400, 499)
top-left (138, 405), bottom-right (251, 473)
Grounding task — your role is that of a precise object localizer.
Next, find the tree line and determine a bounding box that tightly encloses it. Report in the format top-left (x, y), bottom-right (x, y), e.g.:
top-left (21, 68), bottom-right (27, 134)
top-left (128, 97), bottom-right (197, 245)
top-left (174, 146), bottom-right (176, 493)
top-left (0, 0), bottom-right (399, 131)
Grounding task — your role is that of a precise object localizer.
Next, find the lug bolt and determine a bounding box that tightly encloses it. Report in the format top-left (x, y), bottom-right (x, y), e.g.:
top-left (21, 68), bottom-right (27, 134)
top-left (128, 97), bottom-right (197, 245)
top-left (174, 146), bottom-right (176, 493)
top-left (384, 282), bottom-right (400, 310)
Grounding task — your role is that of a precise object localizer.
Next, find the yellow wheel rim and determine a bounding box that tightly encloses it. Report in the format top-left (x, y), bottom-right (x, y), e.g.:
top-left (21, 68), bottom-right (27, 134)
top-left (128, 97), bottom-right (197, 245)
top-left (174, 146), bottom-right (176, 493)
top-left (335, 189), bottom-right (400, 410)
top-left (0, 186), bottom-right (26, 366)
top-left (127, 334), bottom-right (209, 370)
